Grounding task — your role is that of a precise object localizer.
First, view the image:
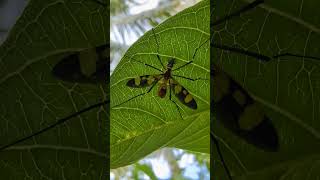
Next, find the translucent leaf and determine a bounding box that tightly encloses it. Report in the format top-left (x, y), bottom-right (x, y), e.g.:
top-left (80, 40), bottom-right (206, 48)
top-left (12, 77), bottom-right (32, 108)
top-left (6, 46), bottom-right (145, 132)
top-left (110, 0), bottom-right (210, 168)
top-left (0, 1), bottom-right (108, 178)
top-left (212, 0), bottom-right (320, 179)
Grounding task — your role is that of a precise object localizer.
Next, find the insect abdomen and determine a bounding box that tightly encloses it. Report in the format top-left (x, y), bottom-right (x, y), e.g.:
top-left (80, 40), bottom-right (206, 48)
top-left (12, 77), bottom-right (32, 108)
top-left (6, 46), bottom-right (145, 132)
top-left (158, 85), bottom-right (167, 98)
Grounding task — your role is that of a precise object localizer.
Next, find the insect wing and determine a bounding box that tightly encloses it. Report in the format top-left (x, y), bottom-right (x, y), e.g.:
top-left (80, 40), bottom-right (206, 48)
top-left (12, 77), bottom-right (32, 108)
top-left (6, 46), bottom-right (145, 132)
top-left (213, 65), bottom-right (279, 151)
top-left (170, 79), bottom-right (197, 109)
top-left (52, 44), bottom-right (108, 84)
top-left (127, 75), bottom-right (161, 88)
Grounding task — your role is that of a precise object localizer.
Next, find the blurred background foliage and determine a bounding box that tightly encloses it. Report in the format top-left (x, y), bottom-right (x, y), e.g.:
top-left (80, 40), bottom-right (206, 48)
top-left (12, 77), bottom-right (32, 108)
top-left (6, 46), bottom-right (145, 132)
top-left (110, 0), bottom-right (209, 179)
top-left (111, 148), bottom-right (210, 180)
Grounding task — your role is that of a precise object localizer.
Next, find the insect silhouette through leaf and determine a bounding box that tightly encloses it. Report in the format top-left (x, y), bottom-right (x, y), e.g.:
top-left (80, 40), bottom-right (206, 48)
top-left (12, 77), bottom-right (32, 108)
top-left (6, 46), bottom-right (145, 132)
top-left (0, 44), bottom-right (109, 151)
top-left (211, 0), bottom-right (320, 179)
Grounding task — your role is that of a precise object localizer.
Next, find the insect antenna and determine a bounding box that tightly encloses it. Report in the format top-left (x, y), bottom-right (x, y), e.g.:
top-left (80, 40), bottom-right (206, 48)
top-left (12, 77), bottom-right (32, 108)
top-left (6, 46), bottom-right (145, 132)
top-left (0, 100), bottom-right (109, 151)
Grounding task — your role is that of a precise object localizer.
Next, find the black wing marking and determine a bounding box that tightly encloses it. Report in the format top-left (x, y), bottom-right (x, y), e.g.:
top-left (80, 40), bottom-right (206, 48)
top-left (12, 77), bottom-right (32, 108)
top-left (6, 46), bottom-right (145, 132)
top-left (52, 44), bottom-right (108, 84)
top-left (213, 65), bottom-right (279, 151)
top-left (127, 75), bottom-right (162, 88)
top-left (170, 79), bottom-right (197, 109)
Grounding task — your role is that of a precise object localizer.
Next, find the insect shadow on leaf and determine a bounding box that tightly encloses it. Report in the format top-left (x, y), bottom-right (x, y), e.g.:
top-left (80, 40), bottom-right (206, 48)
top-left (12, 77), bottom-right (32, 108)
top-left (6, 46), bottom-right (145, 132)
top-left (211, 0), bottom-right (320, 179)
top-left (112, 28), bottom-right (209, 119)
top-left (0, 0), bottom-right (110, 152)
top-left (0, 44), bottom-right (110, 151)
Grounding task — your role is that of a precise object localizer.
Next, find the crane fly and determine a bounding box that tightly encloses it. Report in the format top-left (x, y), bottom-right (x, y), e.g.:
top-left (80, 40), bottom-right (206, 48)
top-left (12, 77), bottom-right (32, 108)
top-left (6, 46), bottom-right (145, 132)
top-left (122, 58), bottom-right (198, 114)
top-left (112, 28), bottom-right (209, 118)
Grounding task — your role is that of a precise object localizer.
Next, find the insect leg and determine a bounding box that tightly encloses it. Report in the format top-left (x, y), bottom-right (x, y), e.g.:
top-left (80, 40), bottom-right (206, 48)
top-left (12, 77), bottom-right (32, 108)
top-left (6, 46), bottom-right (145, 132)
top-left (152, 28), bottom-right (166, 69)
top-left (273, 53), bottom-right (320, 61)
top-left (211, 0), bottom-right (265, 61)
top-left (112, 80), bottom-right (159, 108)
top-left (172, 74), bottom-right (208, 81)
top-left (213, 44), bottom-right (320, 62)
top-left (122, 54), bottom-right (163, 72)
top-left (212, 0), bottom-right (264, 26)
top-left (211, 132), bottom-right (233, 180)
top-left (90, 0), bottom-right (108, 7)
top-left (173, 37), bottom-right (210, 72)
top-left (0, 100), bottom-right (109, 151)
top-left (212, 44), bottom-right (271, 62)
top-left (169, 79), bottom-right (183, 120)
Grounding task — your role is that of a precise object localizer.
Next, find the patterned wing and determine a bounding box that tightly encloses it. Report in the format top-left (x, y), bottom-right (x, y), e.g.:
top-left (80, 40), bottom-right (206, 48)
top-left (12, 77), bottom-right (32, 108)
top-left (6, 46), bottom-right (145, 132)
top-left (170, 79), bottom-right (197, 109)
top-left (127, 75), bottom-right (162, 88)
top-left (52, 44), bottom-right (108, 84)
top-left (213, 64), bottom-right (279, 151)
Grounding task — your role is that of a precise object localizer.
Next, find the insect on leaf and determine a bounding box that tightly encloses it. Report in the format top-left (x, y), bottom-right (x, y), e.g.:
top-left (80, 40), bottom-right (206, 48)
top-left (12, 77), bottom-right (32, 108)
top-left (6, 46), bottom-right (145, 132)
top-left (110, 0), bottom-right (210, 169)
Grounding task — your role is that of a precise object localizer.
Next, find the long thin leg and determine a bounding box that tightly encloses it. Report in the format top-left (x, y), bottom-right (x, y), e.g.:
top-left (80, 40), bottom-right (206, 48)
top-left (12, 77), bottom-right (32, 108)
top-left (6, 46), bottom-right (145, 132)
top-left (213, 44), bottom-right (271, 62)
top-left (173, 38), bottom-right (210, 72)
top-left (210, 0), bottom-right (265, 61)
top-left (214, 44), bottom-right (320, 62)
top-left (91, 0), bottom-right (108, 7)
top-left (169, 80), bottom-right (183, 120)
top-left (0, 100), bottom-right (109, 151)
top-left (212, 0), bottom-right (264, 26)
top-left (173, 75), bottom-right (208, 81)
top-left (112, 80), bottom-right (159, 108)
top-left (211, 132), bottom-right (233, 180)
top-left (172, 61), bottom-right (193, 71)
top-left (273, 53), bottom-right (320, 61)
top-left (123, 54), bottom-right (164, 72)
top-left (152, 29), bottom-right (165, 69)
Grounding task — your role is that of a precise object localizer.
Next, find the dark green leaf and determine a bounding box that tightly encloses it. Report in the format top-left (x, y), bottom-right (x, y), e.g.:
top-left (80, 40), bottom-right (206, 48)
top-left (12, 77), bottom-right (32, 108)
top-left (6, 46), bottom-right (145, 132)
top-left (213, 0), bottom-right (320, 179)
top-left (0, 0), bottom-right (108, 179)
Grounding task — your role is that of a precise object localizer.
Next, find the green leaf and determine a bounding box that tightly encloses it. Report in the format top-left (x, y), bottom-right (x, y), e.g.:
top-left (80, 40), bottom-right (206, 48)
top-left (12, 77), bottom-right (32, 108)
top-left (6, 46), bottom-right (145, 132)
top-left (110, 0), bottom-right (210, 168)
top-left (133, 164), bottom-right (157, 180)
top-left (0, 0), bottom-right (108, 179)
top-left (213, 0), bottom-right (320, 179)
top-left (236, 154), bottom-right (320, 179)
